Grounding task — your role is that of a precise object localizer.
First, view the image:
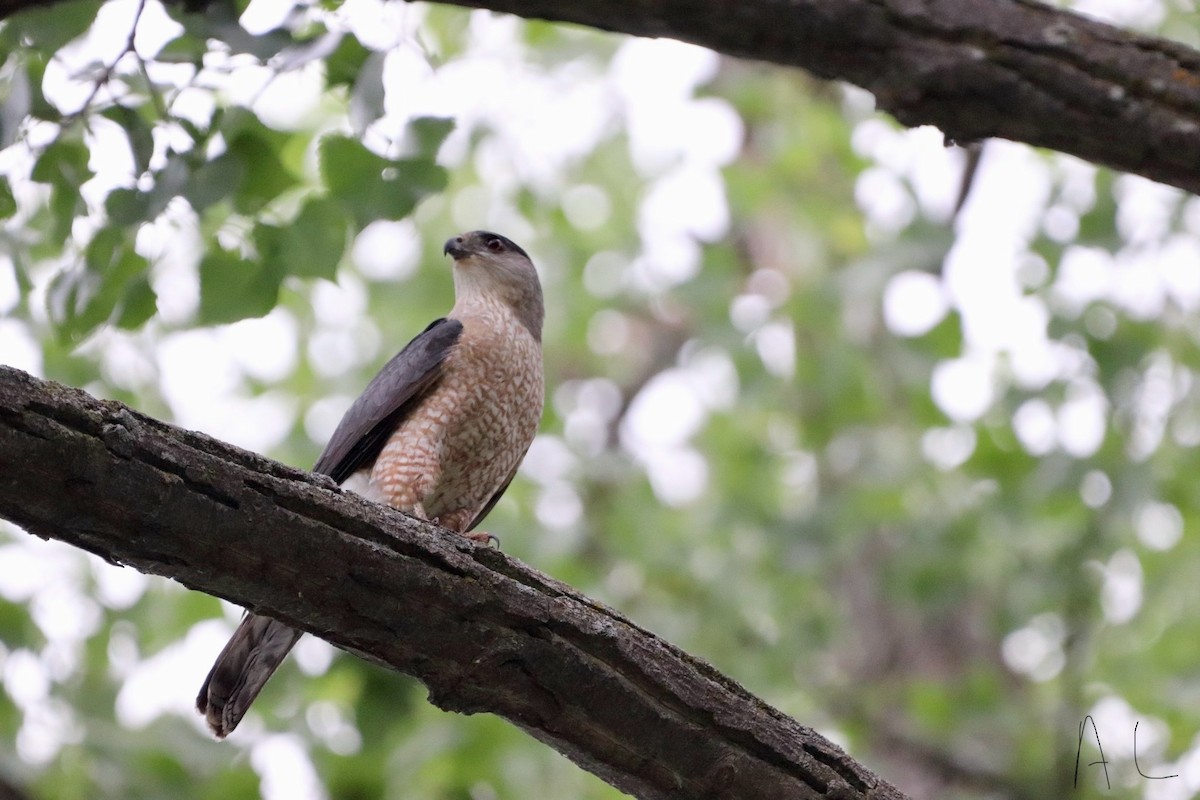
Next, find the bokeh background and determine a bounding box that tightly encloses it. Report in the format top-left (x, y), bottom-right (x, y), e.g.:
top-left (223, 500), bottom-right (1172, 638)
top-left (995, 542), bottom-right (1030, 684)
top-left (2, 0), bottom-right (1200, 797)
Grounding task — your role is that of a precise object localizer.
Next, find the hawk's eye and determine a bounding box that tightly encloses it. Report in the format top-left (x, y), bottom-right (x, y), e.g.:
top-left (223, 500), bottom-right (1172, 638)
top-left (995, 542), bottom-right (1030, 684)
top-left (486, 238), bottom-right (504, 252)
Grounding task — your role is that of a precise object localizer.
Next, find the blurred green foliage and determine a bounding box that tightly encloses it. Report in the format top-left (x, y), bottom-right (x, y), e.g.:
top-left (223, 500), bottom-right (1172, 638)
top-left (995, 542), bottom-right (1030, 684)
top-left (2, 2), bottom-right (1200, 800)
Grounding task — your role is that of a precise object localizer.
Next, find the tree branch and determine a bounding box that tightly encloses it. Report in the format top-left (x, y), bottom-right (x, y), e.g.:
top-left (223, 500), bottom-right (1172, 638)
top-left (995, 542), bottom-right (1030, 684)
top-left (427, 0), bottom-right (1200, 194)
top-left (9, 0), bottom-right (1196, 194)
top-left (0, 365), bottom-right (908, 800)
top-left (3, 0), bottom-right (1197, 191)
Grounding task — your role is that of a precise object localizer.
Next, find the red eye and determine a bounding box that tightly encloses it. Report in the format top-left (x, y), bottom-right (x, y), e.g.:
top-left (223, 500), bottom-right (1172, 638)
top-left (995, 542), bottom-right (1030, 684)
top-left (486, 238), bottom-right (503, 252)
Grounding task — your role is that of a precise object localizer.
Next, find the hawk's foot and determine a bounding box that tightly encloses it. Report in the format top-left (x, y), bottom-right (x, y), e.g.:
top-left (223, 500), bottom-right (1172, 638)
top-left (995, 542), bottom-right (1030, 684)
top-left (464, 531), bottom-right (500, 548)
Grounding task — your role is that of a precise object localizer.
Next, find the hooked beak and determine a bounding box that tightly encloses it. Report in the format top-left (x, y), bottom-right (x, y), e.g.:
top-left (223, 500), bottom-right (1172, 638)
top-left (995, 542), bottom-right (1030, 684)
top-left (444, 236), bottom-right (469, 260)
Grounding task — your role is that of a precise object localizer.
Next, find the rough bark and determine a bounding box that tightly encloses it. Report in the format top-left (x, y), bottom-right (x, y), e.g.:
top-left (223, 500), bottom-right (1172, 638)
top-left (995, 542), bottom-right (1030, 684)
top-left (429, 0), bottom-right (1200, 194)
top-left (3, 0), bottom-right (1197, 194)
top-left (0, 365), bottom-right (908, 800)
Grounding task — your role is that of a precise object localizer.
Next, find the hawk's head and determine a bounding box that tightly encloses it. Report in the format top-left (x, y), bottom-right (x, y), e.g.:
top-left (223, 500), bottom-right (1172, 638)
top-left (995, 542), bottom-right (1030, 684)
top-left (444, 231), bottom-right (543, 339)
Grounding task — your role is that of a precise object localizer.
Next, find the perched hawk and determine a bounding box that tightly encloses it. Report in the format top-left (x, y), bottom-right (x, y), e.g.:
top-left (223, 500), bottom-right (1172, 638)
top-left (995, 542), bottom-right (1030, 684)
top-left (196, 230), bottom-right (544, 738)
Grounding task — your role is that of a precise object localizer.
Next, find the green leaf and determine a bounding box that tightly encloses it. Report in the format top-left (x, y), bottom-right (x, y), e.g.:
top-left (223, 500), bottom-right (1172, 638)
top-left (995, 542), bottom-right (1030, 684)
top-left (272, 197), bottom-right (348, 280)
top-left (86, 225), bottom-right (126, 273)
top-left (226, 129), bottom-right (296, 214)
top-left (324, 33), bottom-right (371, 90)
top-left (103, 106), bottom-right (155, 176)
top-left (114, 275), bottom-right (157, 330)
top-left (253, 221), bottom-right (285, 269)
top-left (32, 138), bottom-right (93, 242)
top-left (47, 180), bottom-right (80, 242)
top-left (198, 248), bottom-right (284, 325)
top-left (17, 51), bottom-right (59, 124)
top-left (47, 227), bottom-right (149, 342)
top-left (155, 34), bottom-right (208, 64)
top-left (0, 177), bottom-right (15, 219)
top-left (104, 153), bottom-right (194, 227)
top-left (405, 116), bottom-right (455, 159)
top-left (187, 2), bottom-right (294, 61)
top-left (184, 152), bottom-right (244, 213)
top-left (106, 187), bottom-right (151, 225)
top-left (138, 154), bottom-right (191, 221)
top-left (0, 0), bottom-right (98, 52)
top-left (31, 138), bottom-right (91, 186)
top-left (318, 135), bottom-right (447, 228)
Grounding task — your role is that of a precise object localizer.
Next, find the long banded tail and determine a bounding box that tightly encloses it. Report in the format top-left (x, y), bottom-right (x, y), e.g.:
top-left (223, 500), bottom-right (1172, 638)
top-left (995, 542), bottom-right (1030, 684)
top-left (196, 613), bottom-right (302, 738)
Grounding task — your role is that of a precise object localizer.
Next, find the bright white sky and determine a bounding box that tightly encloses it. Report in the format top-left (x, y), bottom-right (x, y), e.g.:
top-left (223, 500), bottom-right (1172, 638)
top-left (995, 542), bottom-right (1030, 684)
top-left (2, 0), bottom-right (1199, 795)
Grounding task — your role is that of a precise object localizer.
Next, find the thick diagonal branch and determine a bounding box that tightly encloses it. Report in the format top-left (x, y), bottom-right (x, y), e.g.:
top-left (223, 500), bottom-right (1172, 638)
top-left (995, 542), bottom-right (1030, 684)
top-left (0, 365), bottom-right (907, 800)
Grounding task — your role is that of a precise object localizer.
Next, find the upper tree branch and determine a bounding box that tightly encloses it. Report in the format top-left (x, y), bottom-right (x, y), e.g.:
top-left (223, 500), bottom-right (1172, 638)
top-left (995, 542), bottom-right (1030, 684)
top-left (9, 0), bottom-right (1200, 193)
top-left (1, 0), bottom-right (1195, 192)
top-left (0, 365), bottom-right (908, 800)
top-left (430, 0), bottom-right (1200, 194)
top-left (5, 0), bottom-right (1196, 195)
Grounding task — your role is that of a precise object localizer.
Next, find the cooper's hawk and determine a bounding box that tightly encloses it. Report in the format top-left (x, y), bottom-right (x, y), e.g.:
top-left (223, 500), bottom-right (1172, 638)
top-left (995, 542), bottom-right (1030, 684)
top-left (196, 231), bottom-right (544, 738)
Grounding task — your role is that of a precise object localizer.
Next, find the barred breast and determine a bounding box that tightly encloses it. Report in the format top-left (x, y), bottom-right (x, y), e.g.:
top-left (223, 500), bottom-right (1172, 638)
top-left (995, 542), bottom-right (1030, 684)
top-left (365, 301), bottom-right (544, 532)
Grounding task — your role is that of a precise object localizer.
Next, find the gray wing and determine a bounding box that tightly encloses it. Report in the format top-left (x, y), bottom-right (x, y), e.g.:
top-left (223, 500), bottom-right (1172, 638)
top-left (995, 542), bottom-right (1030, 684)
top-left (314, 317), bottom-right (463, 484)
